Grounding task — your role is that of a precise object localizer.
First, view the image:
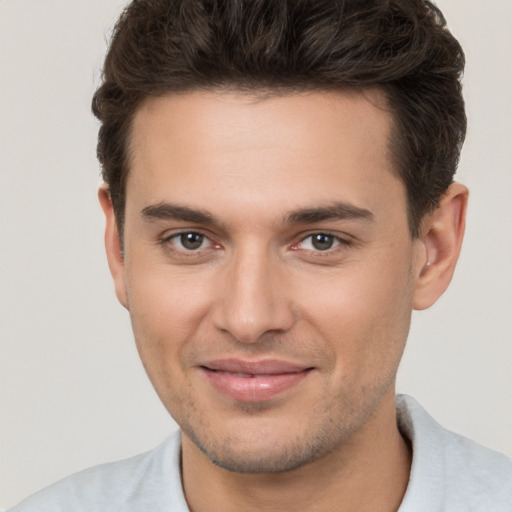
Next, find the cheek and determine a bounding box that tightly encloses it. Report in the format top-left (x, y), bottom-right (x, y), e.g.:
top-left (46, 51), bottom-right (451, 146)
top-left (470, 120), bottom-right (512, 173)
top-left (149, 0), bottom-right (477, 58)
top-left (124, 268), bottom-right (216, 418)
top-left (294, 255), bottom-right (414, 377)
top-left (124, 265), bottom-right (213, 371)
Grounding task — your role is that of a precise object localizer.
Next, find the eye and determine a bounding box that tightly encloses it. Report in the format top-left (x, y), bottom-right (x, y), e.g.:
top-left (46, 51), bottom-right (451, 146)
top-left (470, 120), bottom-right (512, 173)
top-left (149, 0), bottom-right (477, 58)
top-left (297, 233), bottom-right (344, 251)
top-left (168, 232), bottom-right (211, 251)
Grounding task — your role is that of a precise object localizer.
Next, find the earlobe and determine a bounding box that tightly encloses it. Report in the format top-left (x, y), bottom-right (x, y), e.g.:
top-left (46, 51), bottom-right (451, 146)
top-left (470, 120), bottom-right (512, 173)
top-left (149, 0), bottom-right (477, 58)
top-left (413, 183), bottom-right (468, 310)
top-left (98, 185), bottom-right (128, 309)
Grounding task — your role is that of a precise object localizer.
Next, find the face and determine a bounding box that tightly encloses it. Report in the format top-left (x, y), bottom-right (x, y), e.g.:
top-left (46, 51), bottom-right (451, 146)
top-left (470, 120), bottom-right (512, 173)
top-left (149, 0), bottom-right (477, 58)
top-left (109, 90), bottom-right (426, 473)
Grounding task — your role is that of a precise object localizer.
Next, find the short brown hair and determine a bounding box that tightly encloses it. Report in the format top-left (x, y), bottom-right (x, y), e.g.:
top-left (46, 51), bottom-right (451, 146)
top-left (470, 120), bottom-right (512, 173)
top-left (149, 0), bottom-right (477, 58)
top-left (92, 0), bottom-right (466, 237)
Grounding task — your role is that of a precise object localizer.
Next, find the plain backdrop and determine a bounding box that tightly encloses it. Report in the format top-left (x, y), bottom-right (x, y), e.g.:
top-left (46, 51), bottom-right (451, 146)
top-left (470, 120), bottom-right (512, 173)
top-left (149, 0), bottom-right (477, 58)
top-left (1, 0), bottom-right (511, 508)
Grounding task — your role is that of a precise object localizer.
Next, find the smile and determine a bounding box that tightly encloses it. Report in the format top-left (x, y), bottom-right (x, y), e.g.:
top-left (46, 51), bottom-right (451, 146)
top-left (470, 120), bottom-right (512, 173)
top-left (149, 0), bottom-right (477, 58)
top-left (199, 359), bottom-right (314, 402)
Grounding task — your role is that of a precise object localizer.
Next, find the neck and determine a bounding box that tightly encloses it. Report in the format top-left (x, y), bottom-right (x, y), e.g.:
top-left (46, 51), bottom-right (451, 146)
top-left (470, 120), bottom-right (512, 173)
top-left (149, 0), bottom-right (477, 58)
top-left (181, 393), bottom-right (411, 512)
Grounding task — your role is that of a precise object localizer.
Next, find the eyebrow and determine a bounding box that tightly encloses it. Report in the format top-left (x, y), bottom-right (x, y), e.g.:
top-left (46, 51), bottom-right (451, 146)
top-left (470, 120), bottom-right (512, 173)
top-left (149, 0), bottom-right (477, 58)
top-left (141, 203), bottom-right (218, 225)
top-left (284, 202), bottom-right (374, 224)
top-left (141, 201), bottom-right (374, 227)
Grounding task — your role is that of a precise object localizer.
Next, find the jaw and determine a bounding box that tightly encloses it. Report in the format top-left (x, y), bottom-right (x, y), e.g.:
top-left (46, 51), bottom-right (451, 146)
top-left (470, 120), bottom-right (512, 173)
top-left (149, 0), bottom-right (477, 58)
top-left (180, 386), bottom-right (411, 512)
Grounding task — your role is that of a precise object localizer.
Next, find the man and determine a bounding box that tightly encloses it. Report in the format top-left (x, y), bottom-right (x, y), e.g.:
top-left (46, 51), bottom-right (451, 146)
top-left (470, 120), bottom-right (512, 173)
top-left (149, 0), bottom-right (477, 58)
top-left (9, 0), bottom-right (512, 511)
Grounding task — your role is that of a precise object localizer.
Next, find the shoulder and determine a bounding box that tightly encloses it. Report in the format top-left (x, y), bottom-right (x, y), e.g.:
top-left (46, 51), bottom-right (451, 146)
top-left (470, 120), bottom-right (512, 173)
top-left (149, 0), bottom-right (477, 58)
top-left (397, 395), bottom-right (512, 511)
top-left (8, 431), bottom-right (188, 512)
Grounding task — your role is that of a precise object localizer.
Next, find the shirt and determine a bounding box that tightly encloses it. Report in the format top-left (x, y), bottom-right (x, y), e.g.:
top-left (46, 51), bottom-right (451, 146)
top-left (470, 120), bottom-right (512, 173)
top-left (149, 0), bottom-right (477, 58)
top-left (9, 395), bottom-right (512, 511)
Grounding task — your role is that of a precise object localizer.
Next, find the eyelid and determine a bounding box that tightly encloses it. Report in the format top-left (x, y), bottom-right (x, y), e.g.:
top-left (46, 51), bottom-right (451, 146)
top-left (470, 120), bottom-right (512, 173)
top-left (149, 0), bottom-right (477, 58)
top-left (158, 228), bottom-right (352, 255)
top-left (291, 231), bottom-right (352, 252)
top-left (159, 229), bottom-right (220, 252)
top-left (171, 232), bottom-right (210, 250)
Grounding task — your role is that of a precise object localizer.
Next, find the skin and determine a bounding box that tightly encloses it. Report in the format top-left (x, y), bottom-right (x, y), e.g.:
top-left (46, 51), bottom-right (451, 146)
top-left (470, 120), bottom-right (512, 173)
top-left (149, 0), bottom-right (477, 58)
top-left (100, 90), bottom-right (467, 512)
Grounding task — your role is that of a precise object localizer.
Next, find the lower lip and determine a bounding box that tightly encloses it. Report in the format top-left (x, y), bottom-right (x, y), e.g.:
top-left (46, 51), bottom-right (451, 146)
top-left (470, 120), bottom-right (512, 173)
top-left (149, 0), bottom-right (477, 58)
top-left (201, 368), bottom-right (311, 402)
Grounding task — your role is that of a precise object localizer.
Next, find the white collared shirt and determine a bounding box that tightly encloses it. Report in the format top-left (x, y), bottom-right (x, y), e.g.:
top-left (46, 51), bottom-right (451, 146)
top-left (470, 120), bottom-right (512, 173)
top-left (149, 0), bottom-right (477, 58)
top-left (9, 395), bottom-right (512, 511)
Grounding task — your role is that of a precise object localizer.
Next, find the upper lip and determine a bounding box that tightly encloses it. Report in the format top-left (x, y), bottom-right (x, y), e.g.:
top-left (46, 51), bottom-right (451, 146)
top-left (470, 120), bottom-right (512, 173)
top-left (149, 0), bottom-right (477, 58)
top-left (200, 358), bottom-right (312, 375)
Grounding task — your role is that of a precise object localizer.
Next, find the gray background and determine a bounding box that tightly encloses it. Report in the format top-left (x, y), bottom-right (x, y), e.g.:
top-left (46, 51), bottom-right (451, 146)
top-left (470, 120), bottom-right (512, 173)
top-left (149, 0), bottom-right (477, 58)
top-left (1, 0), bottom-right (511, 508)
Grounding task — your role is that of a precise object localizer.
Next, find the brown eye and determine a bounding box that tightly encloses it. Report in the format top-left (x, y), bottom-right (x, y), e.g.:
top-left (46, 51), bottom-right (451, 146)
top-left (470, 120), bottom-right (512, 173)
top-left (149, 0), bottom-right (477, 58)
top-left (295, 233), bottom-right (347, 253)
top-left (311, 234), bottom-right (335, 251)
top-left (181, 233), bottom-right (204, 250)
top-left (168, 232), bottom-right (209, 251)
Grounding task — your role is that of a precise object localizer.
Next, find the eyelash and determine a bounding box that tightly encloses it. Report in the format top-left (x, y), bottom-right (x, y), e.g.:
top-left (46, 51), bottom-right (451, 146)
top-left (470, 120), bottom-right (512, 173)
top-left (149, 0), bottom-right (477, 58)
top-left (159, 230), bottom-right (351, 256)
top-left (295, 232), bottom-right (350, 251)
top-left (159, 230), bottom-right (217, 257)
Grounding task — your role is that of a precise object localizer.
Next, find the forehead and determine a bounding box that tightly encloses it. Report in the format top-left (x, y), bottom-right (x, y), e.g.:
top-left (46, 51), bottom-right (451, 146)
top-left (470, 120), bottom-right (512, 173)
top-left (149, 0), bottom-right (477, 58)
top-left (126, 89), bottom-right (405, 229)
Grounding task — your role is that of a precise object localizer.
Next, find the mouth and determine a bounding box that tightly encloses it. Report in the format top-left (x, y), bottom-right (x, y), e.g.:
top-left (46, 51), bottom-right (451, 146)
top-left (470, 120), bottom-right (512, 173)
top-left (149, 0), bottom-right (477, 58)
top-left (199, 359), bottom-right (314, 402)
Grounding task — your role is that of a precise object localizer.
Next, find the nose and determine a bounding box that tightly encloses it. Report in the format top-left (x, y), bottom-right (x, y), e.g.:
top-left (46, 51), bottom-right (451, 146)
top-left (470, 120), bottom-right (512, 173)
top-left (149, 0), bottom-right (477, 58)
top-left (212, 246), bottom-right (295, 343)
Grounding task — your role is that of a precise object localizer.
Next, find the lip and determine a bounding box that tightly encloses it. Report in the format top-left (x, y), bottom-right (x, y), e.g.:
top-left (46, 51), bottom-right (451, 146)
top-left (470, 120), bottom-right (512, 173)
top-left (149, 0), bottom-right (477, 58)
top-left (199, 358), bottom-right (313, 402)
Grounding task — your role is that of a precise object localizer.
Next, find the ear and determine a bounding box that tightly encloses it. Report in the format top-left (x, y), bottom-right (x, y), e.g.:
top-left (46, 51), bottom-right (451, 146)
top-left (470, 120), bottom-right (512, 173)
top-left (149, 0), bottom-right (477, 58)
top-left (98, 185), bottom-right (128, 309)
top-left (413, 183), bottom-right (468, 310)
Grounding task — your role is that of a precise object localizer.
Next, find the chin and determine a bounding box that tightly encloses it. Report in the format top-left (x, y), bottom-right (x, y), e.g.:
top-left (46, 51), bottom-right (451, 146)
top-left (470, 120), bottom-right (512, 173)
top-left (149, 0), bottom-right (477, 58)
top-left (183, 418), bottom-right (346, 474)
top-left (198, 441), bottom-right (322, 474)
